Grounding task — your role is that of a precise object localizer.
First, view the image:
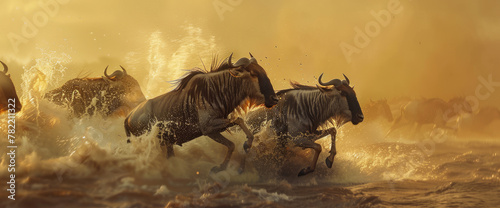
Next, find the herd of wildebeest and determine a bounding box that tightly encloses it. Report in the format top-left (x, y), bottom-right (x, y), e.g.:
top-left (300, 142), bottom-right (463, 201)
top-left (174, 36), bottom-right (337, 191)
top-left (1, 54), bottom-right (499, 176)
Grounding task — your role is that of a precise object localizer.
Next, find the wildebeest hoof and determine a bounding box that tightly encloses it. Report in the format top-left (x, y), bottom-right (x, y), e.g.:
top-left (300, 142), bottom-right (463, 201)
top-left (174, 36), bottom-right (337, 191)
top-left (298, 167), bottom-right (314, 177)
top-left (127, 139), bottom-right (131, 143)
top-left (243, 141), bottom-right (251, 153)
top-left (210, 166), bottom-right (225, 174)
top-left (325, 157), bottom-right (334, 168)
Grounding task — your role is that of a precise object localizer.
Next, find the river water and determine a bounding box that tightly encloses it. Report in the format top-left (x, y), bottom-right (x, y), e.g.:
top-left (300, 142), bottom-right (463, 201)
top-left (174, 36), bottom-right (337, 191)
top-left (1, 100), bottom-right (499, 208)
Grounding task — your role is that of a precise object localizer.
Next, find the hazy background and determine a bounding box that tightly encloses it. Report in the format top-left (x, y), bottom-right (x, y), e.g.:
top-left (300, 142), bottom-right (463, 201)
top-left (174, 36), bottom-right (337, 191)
top-left (2, 0), bottom-right (499, 105)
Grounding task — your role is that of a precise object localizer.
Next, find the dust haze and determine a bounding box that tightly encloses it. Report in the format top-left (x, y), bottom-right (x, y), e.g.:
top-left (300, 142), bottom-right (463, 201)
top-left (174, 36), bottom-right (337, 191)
top-left (2, 0), bottom-right (499, 106)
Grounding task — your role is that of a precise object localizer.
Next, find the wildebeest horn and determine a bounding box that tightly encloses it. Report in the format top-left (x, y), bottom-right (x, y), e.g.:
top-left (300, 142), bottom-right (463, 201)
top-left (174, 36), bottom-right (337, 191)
top-left (234, 57), bottom-right (251, 68)
top-left (249, 52), bottom-right (257, 63)
top-left (227, 53), bottom-right (234, 67)
top-left (104, 66), bottom-right (110, 78)
top-left (343, 74), bottom-right (350, 85)
top-left (318, 73), bottom-right (342, 87)
top-left (120, 65), bottom-right (128, 76)
top-left (1, 61), bottom-right (8, 74)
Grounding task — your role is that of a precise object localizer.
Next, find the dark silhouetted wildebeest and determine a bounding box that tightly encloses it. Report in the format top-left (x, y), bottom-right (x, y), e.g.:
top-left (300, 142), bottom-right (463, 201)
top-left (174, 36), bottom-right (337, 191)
top-left (0, 61), bottom-right (22, 114)
top-left (244, 74), bottom-right (364, 176)
top-left (124, 53), bottom-right (279, 173)
top-left (45, 66), bottom-right (146, 117)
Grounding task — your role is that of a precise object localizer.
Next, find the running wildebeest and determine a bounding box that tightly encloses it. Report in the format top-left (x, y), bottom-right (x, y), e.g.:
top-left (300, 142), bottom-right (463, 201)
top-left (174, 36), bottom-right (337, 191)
top-left (244, 74), bottom-right (364, 176)
top-left (364, 99), bottom-right (393, 122)
top-left (386, 97), bottom-right (473, 137)
top-left (124, 53), bottom-right (279, 173)
top-left (0, 61), bottom-right (22, 114)
top-left (45, 66), bottom-right (146, 117)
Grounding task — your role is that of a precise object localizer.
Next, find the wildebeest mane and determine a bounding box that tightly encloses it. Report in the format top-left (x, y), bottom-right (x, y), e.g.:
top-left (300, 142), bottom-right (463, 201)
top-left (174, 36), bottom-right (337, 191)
top-left (210, 55), bottom-right (233, 72)
top-left (172, 55), bottom-right (234, 92)
top-left (169, 55), bottom-right (254, 117)
top-left (277, 81), bottom-right (331, 96)
top-left (172, 69), bottom-right (206, 92)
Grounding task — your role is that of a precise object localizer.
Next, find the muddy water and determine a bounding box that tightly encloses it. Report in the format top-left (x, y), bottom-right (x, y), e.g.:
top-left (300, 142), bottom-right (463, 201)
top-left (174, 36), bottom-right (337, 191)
top-left (1, 102), bottom-right (499, 208)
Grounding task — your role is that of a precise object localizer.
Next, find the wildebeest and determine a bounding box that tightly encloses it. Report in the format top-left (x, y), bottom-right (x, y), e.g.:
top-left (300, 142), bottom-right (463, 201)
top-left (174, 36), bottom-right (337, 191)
top-left (386, 97), bottom-right (472, 137)
top-left (124, 53), bottom-right (279, 173)
top-left (363, 99), bottom-right (393, 122)
top-left (244, 74), bottom-right (364, 176)
top-left (0, 61), bottom-right (22, 114)
top-left (45, 66), bottom-right (146, 117)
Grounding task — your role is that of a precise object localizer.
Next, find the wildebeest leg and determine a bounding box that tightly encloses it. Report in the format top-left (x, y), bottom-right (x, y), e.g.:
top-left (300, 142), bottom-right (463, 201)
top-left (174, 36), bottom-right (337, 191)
top-left (410, 123), bottom-right (422, 139)
top-left (325, 128), bottom-right (337, 168)
top-left (207, 132), bottom-right (235, 173)
top-left (386, 115), bottom-right (411, 137)
top-left (295, 138), bottom-right (322, 177)
top-left (233, 117), bottom-right (254, 153)
top-left (157, 124), bottom-right (175, 158)
top-left (166, 141), bottom-right (175, 158)
top-left (232, 117), bottom-right (254, 173)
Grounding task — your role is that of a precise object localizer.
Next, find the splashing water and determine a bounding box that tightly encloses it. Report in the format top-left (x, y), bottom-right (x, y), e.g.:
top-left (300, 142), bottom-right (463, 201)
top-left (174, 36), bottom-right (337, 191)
top-left (20, 49), bottom-right (71, 111)
top-left (144, 25), bottom-right (217, 98)
top-left (145, 30), bottom-right (167, 98)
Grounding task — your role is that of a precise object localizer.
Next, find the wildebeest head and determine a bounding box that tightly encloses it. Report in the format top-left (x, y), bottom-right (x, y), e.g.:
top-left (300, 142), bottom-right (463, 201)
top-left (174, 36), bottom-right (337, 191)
top-left (369, 99), bottom-right (393, 122)
top-left (318, 73), bottom-right (364, 125)
top-left (0, 61), bottom-right (22, 113)
top-left (226, 53), bottom-right (278, 108)
top-left (102, 66), bottom-right (146, 110)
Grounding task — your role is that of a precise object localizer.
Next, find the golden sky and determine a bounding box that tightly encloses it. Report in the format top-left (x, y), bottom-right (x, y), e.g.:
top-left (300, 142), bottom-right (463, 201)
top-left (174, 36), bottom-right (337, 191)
top-left (2, 0), bottom-right (500, 106)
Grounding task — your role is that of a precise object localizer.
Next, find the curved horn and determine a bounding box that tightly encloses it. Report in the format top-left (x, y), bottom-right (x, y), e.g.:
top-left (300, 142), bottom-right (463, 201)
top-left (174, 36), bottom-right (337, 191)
top-left (249, 52), bottom-right (257, 63)
top-left (318, 73), bottom-right (342, 87)
top-left (343, 74), bottom-right (350, 85)
top-left (104, 66), bottom-right (111, 78)
top-left (227, 53), bottom-right (234, 67)
top-left (1, 61), bottom-right (8, 74)
top-left (120, 65), bottom-right (128, 76)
